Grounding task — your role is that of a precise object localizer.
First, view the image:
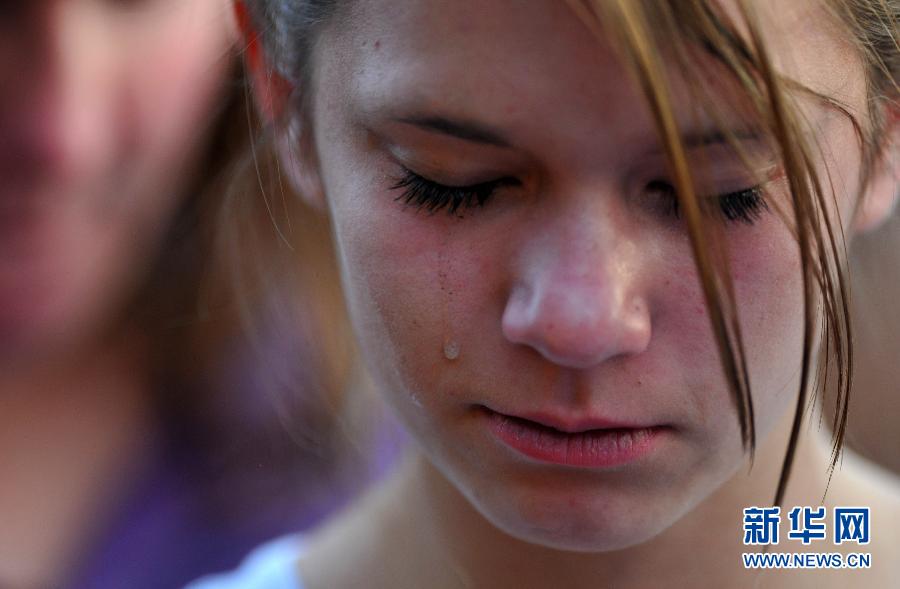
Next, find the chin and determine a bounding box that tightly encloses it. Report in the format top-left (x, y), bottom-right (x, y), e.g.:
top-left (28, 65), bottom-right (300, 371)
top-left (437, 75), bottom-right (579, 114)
top-left (501, 511), bottom-right (671, 553)
top-left (470, 479), bottom-right (680, 553)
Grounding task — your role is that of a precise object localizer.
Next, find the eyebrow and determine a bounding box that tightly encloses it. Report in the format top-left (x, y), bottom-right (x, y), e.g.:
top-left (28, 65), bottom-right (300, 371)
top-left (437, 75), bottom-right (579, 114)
top-left (392, 115), bottom-right (514, 148)
top-left (678, 128), bottom-right (763, 150)
top-left (392, 113), bottom-right (763, 153)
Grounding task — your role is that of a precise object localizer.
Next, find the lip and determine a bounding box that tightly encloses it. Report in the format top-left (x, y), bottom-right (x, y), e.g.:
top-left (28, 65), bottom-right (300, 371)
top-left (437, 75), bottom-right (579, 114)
top-left (505, 410), bottom-right (651, 433)
top-left (482, 407), bottom-right (667, 468)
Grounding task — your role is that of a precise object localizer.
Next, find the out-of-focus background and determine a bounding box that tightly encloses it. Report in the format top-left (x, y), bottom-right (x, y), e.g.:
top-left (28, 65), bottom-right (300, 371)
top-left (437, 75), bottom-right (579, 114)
top-left (0, 2), bottom-right (402, 589)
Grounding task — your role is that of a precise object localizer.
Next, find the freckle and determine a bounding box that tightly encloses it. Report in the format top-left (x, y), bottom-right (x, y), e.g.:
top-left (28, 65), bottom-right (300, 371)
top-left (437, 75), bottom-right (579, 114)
top-left (443, 340), bottom-right (460, 361)
top-left (374, 39), bottom-right (381, 50)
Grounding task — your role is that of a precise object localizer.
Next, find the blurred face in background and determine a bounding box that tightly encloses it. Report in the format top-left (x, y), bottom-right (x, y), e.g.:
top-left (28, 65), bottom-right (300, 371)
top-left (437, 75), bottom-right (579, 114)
top-left (0, 1), bottom-right (235, 366)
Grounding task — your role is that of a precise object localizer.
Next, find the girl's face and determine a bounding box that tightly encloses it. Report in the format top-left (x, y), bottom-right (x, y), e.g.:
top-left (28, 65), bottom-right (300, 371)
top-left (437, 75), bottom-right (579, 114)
top-left (0, 1), bottom-right (234, 363)
top-left (302, 0), bottom-right (891, 550)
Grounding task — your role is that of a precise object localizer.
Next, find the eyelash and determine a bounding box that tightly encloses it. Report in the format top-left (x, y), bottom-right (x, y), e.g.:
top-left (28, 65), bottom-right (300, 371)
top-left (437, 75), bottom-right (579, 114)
top-left (391, 168), bottom-right (768, 225)
top-left (646, 180), bottom-right (769, 225)
top-left (390, 168), bottom-right (518, 216)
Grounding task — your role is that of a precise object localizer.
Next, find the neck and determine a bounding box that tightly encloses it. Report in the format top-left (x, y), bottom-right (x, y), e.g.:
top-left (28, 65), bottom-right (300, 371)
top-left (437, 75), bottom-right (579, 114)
top-left (0, 332), bottom-right (156, 588)
top-left (387, 409), bottom-right (835, 589)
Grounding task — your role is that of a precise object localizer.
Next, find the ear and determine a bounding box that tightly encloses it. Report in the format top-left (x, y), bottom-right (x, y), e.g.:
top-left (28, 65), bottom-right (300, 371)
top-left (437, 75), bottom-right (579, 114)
top-left (853, 105), bottom-right (899, 233)
top-left (234, 1), bottom-right (326, 210)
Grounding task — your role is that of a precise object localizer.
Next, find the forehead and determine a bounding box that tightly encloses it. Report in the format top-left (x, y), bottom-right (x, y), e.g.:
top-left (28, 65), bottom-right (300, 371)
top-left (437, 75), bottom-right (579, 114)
top-left (315, 0), bottom-right (861, 151)
top-left (325, 0), bottom-right (639, 136)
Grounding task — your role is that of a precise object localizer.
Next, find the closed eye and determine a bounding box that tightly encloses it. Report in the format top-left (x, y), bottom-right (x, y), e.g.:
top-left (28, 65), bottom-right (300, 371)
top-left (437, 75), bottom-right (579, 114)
top-left (390, 166), bottom-right (520, 216)
top-left (646, 180), bottom-right (769, 225)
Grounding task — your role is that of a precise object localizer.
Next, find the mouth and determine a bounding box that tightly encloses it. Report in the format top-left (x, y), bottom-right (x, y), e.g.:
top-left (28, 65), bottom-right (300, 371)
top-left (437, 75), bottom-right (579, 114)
top-left (480, 406), bottom-right (669, 468)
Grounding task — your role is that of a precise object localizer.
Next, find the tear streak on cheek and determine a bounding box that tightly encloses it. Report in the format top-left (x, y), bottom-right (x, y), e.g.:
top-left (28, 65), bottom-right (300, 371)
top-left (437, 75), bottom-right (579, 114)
top-left (351, 253), bottom-right (448, 400)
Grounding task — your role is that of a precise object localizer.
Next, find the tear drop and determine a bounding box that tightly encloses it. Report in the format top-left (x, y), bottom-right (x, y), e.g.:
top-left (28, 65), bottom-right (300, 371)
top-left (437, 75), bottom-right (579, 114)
top-left (443, 340), bottom-right (460, 361)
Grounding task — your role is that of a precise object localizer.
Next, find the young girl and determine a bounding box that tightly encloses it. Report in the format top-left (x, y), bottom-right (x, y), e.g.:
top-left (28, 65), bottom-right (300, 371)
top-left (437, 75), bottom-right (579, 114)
top-left (192, 0), bottom-right (900, 587)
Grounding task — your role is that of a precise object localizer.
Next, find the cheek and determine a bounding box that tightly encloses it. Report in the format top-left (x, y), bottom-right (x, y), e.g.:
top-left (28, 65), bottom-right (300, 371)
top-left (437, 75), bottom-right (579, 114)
top-left (685, 218), bottom-right (804, 440)
top-left (732, 220), bottom-right (805, 425)
top-left (329, 176), bottom-right (510, 417)
top-left (329, 183), bottom-right (451, 399)
top-left (645, 213), bottom-right (805, 452)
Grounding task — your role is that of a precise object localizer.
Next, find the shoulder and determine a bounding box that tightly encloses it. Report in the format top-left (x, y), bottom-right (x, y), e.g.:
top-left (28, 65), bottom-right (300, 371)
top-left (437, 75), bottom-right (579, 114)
top-left (184, 535), bottom-right (308, 589)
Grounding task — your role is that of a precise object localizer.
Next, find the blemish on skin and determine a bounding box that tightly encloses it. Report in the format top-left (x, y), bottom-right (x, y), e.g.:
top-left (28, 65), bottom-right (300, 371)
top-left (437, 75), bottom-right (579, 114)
top-left (374, 39), bottom-right (381, 50)
top-left (443, 340), bottom-right (461, 361)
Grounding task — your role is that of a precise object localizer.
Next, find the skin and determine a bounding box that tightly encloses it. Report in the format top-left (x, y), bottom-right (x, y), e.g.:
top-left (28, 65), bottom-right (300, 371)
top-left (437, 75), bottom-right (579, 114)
top-left (0, 1), bottom-right (235, 586)
top-left (0, 0), bottom-right (234, 364)
top-left (245, 0), bottom-right (899, 586)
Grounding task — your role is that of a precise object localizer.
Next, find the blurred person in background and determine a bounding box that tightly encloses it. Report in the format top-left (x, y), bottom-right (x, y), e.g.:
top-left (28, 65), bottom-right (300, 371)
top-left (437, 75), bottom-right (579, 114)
top-left (0, 2), bottom-right (400, 588)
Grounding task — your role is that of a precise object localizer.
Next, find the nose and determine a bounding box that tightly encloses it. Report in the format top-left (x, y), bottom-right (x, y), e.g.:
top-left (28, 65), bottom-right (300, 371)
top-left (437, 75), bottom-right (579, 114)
top-left (0, 2), bottom-right (112, 188)
top-left (501, 198), bottom-right (652, 370)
